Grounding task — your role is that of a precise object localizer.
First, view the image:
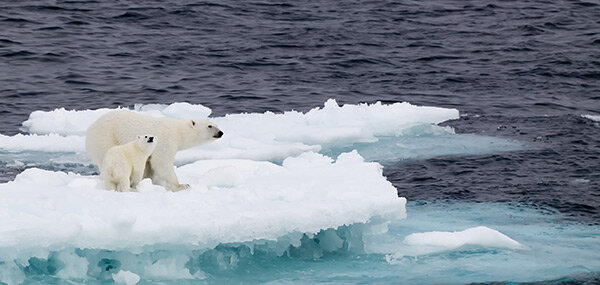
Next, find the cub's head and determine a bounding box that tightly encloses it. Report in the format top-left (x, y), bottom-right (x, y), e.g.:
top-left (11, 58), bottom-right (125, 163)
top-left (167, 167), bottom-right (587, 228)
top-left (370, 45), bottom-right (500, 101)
top-left (189, 119), bottom-right (224, 143)
top-left (135, 134), bottom-right (157, 154)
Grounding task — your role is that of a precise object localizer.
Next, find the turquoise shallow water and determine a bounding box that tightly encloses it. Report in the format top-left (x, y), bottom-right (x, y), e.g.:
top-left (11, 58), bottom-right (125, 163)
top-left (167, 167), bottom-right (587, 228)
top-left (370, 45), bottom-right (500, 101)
top-left (2, 201), bottom-right (598, 284)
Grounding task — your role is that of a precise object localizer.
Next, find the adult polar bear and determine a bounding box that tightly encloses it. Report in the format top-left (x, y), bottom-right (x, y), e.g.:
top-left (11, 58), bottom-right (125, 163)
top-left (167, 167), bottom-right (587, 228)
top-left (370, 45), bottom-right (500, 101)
top-left (86, 110), bottom-right (223, 191)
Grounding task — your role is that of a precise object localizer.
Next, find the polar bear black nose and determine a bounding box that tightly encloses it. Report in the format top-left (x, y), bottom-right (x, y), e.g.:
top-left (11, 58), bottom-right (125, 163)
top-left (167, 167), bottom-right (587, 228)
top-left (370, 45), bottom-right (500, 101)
top-left (148, 136), bottom-right (154, 143)
top-left (214, 131), bottom-right (223, 138)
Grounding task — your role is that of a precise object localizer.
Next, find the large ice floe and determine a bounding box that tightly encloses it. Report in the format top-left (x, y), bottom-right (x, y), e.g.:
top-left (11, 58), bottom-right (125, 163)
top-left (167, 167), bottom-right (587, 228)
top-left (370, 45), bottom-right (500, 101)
top-left (0, 100), bottom-right (545, 284)
top-left (0, 151), bottom-right (404, 251)
top-left (0, 151), bottom-right (406, 284)
top-left (3, 99), bottom-right (522, 166)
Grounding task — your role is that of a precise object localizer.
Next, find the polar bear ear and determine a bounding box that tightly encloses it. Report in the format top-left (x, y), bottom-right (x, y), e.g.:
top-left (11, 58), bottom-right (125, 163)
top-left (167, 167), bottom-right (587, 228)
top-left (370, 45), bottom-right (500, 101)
top-left (190, 120), bottom-right (196, 128)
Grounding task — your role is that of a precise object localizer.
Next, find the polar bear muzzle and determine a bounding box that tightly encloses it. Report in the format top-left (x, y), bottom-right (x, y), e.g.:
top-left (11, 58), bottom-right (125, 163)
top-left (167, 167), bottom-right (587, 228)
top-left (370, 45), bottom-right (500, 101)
top-left (207, 124), bottom-right (223, 138)
top-left (140, 135), bottom-right (155, 143)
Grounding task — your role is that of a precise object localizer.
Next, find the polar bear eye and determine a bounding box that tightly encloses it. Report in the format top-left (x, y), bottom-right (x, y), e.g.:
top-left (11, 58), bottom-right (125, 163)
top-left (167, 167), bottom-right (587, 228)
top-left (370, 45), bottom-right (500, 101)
top-left (191, 120), bottom-right (196, 126)
top-left (208, 125), bottom-right (213, 129)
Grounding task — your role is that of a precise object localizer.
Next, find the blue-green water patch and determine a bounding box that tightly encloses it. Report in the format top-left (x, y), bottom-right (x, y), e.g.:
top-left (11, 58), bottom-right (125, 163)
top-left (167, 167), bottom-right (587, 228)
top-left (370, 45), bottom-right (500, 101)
top-left (322, 125), bottom-right (524, 164)
top-left (1, 202), bottom-right (598, 284)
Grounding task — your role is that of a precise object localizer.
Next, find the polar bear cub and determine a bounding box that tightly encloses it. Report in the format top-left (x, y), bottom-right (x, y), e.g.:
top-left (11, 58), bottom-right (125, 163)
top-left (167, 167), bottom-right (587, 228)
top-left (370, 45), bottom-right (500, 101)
top-left (102, 135), bottom-right (157, 192)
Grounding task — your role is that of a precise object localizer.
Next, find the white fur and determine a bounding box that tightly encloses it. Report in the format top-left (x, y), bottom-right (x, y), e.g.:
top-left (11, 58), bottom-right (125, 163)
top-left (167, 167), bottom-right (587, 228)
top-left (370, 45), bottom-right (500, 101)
top-left (86, 110), bottom-right (223, 191)
top-left (101, 135), bottom-right (157, 192)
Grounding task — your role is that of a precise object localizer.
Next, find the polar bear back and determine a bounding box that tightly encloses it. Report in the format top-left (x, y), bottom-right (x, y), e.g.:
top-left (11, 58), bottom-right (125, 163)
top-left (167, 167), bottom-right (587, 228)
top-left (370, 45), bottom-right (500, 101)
top-left (86, 110), bottom-right (183, 168)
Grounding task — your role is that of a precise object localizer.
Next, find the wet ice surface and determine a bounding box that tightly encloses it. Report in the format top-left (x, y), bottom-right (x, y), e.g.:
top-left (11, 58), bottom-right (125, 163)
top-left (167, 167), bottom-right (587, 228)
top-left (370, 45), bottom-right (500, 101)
top-left (0, 151), bottom-right (405, 251)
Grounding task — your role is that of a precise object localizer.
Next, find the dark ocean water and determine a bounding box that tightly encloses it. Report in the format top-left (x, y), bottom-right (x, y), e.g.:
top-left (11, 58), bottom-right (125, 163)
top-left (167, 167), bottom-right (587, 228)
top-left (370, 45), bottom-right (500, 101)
top-left (1, 0), bottom-right (599, 283)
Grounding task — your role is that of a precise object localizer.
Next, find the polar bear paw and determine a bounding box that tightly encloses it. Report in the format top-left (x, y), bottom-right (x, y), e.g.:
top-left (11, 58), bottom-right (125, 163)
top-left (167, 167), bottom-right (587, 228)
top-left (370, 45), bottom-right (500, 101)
top-left (172, 183), bottom-right (190, 192)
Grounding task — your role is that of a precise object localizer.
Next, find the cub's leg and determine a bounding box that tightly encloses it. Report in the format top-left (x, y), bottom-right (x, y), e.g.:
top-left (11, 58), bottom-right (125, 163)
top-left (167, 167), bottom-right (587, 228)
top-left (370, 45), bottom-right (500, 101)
top-left (130, 162), bottom-right (146, 189)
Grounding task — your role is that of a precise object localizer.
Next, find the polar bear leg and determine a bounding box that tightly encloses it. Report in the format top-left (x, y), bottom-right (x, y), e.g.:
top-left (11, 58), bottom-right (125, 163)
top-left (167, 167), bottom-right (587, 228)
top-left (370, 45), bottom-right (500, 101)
top-left (143, 159), bottom-right (153, 178)
top-left (148, 154), bottom-right (188, 191)
top-left (104, 179), bottom-right (117, 191)
top-left (116, 177), bottom-right (131, 192)
top-left (152, 163), bottom-right (188, 191)
top-left (130, 165), bottom-right (145, 189)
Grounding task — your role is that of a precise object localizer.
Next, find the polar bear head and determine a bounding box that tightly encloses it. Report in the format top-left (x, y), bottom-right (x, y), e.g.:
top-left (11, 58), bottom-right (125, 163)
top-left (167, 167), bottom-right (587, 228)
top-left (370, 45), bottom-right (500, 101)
top-left (189, 119), bottom-right (224, 142)
top-left (135, 134), bottom-right (157, 155)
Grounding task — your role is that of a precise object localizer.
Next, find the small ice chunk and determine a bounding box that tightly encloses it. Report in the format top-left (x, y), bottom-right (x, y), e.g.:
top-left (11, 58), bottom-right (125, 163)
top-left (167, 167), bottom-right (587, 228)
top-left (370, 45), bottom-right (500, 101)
top-left (386, 226), bottom-right (522, 262)
top-left (161, 102), bottom-right (212, 119)
top-left (403, 226), bottom-right (522, 250)
top-left (582, 114), bottom-right (600, 122)
top-left (112, 270), bottom-right (140, 285)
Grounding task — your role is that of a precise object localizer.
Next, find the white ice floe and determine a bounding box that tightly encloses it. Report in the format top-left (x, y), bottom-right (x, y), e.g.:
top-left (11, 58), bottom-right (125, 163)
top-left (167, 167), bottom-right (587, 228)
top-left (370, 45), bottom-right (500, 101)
top-left (19, 103), bottom-right (212, 136)
top-left (384, 226), bottom-right (523, 262)
top-left (20, 99), bottom-right (458, 139)
top-left (0, 151), bottom-right (405, 252)
top-left (21, 107), bottom-right (116, 136)
top-left (112, 270), bottom-right (141, 285)
top-left (0, 133), bottom-right (84, 153)
top-left (582, 114), bottom-right (600, 122)
top-left (7, 99), bottom-right (460, 163)
top-left (134, 102), bottom-right (212, 120)
top-left (403, 226), bottom-right (522, 250)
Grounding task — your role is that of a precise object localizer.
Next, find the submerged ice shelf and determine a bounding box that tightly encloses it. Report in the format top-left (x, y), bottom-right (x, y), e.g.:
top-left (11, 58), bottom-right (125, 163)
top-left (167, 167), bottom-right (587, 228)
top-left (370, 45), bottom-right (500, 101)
top-left (375, 202), bottom-right (600, 284)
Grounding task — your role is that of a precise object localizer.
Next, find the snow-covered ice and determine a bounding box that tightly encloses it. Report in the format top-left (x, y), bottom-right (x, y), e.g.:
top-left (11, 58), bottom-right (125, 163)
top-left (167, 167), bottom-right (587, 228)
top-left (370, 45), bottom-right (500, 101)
top-left (1, 99), bottom-right (521, 165)
top-left (0, 151), bottom-right (404, 251)
top-left (0, 150), bottom-right (407, 284)
top-left (20, 99), bottom-right (457, 138)
top-left (0, 133), bottom-right (84, 153)
top-left (12, 99), bottom-right (462, 163)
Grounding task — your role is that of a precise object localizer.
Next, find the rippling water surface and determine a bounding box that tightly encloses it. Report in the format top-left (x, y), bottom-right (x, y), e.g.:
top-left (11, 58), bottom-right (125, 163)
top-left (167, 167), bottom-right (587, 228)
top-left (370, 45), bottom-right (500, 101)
top-left (1, 0), bottom-right (599, 283)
